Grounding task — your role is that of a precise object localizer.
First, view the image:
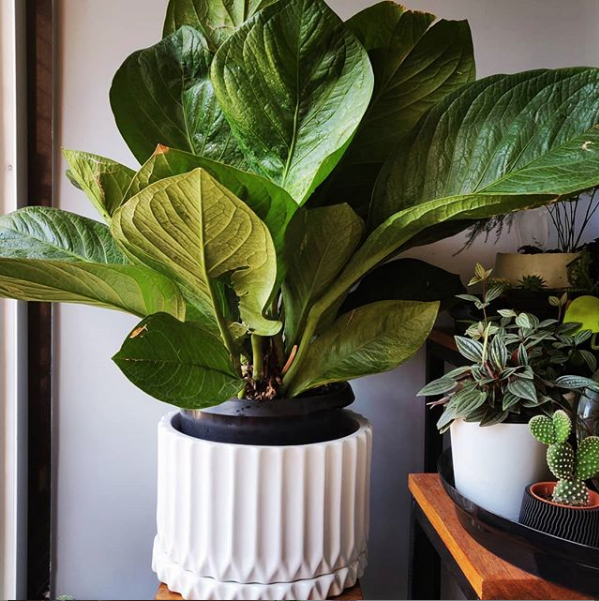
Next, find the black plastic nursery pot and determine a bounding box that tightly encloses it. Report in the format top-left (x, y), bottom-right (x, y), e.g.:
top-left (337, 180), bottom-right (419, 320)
top-left (176, 382), bottom-right (359, 446)
top-left (519, 482), bottom-right (599, 547)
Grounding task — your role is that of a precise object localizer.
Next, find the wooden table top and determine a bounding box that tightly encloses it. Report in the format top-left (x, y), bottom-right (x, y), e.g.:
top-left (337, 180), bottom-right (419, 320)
top-left (156, 580), bottom-right (363, 600)
top-left (409, 473), bottom-right (592, 600)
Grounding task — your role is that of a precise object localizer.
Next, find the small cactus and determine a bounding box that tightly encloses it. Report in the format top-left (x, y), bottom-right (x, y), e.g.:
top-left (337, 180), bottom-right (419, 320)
top-left (529, 410), bottom-right (599, 506)
top-left (518, 274), bottom-right (547, 292)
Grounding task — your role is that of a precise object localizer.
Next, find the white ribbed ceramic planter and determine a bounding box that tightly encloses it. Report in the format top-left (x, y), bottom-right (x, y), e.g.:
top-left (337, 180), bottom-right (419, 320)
top-left (152, 411), bottom-right (372, 600)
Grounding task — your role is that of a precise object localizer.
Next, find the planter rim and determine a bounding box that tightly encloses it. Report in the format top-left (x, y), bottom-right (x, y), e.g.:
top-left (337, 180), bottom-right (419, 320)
top-left (187, 381), bottom-right (354, 419)
top-left (529, 482), bottom-right (599, 510)
top-left (162, 409), bottom-right (370, 449)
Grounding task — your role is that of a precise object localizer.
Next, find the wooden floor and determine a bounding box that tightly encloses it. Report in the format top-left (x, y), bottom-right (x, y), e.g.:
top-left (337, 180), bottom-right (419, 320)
top-left (156, 580), bottom-right (363, 600)
top-left (409, 473), bottom-right (593, 600)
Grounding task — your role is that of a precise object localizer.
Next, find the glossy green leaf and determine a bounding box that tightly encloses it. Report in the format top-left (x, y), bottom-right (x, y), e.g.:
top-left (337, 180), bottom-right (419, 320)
top-left (0, 207), bottom-right (185, 317)
top-left (113, 313), bottom-right (243, 409)
top-left (110, 26), bottom-right (245, 166)
top-left (372, 68), bottom-right (599, 228)
top-left (320, 3), bottom-right (474, 217)
top-left (341, 258), bottom-right (464, 314)
top-left (112, 168), bottom-right (279, 335)
top-left (287, 300), bottom-right (439, 396)
top-left (63, 150), bottom-right (135, 221)
top-left (163, 0), bottom-right (277, 49)
top-left (211, 0), bottom-right (374, 203)
top-left (283, 204), bottom-right (363, 348)
top-left (124, 147), bottom-right (298, 261)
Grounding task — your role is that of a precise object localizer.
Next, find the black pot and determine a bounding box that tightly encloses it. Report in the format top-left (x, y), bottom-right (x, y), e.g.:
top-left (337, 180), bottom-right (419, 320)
top-left (175, 382), bottom-right (358, 446)
top-left (519, 482), bottom-right (599, 547)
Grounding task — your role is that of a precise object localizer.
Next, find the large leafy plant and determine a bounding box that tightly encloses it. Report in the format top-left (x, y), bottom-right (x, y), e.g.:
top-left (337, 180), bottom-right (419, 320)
top-left (3, 0), bottom-right (599, 409)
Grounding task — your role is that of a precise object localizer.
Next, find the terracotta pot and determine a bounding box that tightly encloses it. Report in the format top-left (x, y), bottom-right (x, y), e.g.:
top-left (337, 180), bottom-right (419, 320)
top-left (520, 482), bottom-right (599, 546)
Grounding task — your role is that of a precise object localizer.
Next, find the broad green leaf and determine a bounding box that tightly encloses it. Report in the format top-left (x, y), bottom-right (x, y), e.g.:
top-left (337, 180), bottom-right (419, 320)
top-left (63, 149), bottom-right (135, 221)
top-left (341, 258), bottom-right (464, 314)
top-left (211, 0), bottom-right (374, 203)
top-left (0, 207), bottom-right (186, 317)
top-left (124, 147), bottom-right (298, 262)
top-left (287, 300), bottom-right (439, 396)
top-left (113, 313), bottom-right (243, 409)
top-left (283, 204), bottom-right (363, 348)
top-left (315, 191), bottom-right (564, 326)
top-left (319, 3), bottom-right (474, 217)
top-left (112, 168), bottom-right (279, 335)
top-left (372, 68), bottom-right (599, 228)
top-left (163, 0), bottom-right (277, 49)
top-left (110, 26), bottom-right (245, 166)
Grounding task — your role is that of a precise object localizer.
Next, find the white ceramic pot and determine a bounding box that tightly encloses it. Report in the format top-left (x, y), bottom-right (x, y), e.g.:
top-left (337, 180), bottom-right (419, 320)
top-left (493, 252), bottom-right (579, 289)
top-left (152, 411), bottom-right (372, 600)
top-left (450, 419), bottom-right (548, 521)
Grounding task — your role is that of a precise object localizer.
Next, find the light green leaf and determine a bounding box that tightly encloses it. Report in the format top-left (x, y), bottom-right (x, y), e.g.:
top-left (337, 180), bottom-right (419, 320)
top-left (111, 168), bottom-right (279, 335)
top-left (321, 3), bottom-right (474, 217)
top-left (283, 204), bottom-right (364, 348)
top-left (0, 207), bottom-right (185, 317)
top-left (287, 300), bottom-right (439, 396)
top-left (113, 313), bottom-right (243, 409)
top-left (372, 68), bottom-right (599, 228)
top-left (124, 147), bottom-right (298, 263)
top-left (451, 388), bottom-right (487, 418)
top-left (163, 0), bottom-right (277, 49)
top-left (211, 0), bottom-right (374, 203)
top-left (63, 149), bottom-right (135, 221)
top-left (110, 26), bottom-right (245, 166)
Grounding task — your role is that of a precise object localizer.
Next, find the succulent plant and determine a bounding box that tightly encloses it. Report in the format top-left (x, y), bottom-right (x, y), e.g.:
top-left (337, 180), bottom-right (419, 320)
top-left (530, 410), bottom-right (599, 506)
top-left (518, 274), bottom-right (547, 292)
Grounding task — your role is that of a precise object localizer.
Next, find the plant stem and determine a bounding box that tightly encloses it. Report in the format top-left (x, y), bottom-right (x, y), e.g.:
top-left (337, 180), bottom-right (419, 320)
top-left (207, 282), bottom-right (241, 375)
top-left (252, 335), bottom-right (264, 382)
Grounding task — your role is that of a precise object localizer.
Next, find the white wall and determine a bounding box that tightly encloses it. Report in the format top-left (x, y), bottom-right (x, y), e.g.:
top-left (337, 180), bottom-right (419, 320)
top-left (55, 1), bottom-right (599, 599)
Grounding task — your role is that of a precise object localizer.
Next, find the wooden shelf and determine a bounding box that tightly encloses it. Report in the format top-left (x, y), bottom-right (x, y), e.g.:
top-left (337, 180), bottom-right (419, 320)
top-left (409, 473), bottom-right (592, 600)
top-left (156, 580), bottom-right (363, 600)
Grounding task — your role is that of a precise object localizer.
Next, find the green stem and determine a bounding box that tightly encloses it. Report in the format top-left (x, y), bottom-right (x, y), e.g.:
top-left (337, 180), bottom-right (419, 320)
top-left (252, 335), bottom-right (264, 382)
top-left (208, 282), bottom-right (240, 375)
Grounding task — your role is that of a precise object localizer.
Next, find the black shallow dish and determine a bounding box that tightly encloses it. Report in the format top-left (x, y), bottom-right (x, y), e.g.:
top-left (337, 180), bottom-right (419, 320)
top-left (438, 449), bottom-right (599, 596)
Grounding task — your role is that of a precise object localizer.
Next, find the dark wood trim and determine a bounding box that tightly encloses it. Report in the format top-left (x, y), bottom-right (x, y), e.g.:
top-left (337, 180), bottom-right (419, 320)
top-left (25, 0), bottom-right (55, 598)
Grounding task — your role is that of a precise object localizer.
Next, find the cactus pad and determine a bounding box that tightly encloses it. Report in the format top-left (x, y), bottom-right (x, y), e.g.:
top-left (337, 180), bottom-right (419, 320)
top-left (575, 436), bottom-right (599, 481)
top-left (547, 443), bottom-right (576, 479)
top-left (553, 479), bottom-right (590, 507)
top-left (552, 410), bottom-right (571, 444)
top-left (529, 414), bottom-right (556, 445)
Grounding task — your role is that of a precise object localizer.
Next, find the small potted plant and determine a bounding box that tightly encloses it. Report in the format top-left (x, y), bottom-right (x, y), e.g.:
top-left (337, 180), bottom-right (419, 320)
top-left (419, 265), bottom-right (599, 521)
top-left (521, 410), bottom-right (599, 546)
